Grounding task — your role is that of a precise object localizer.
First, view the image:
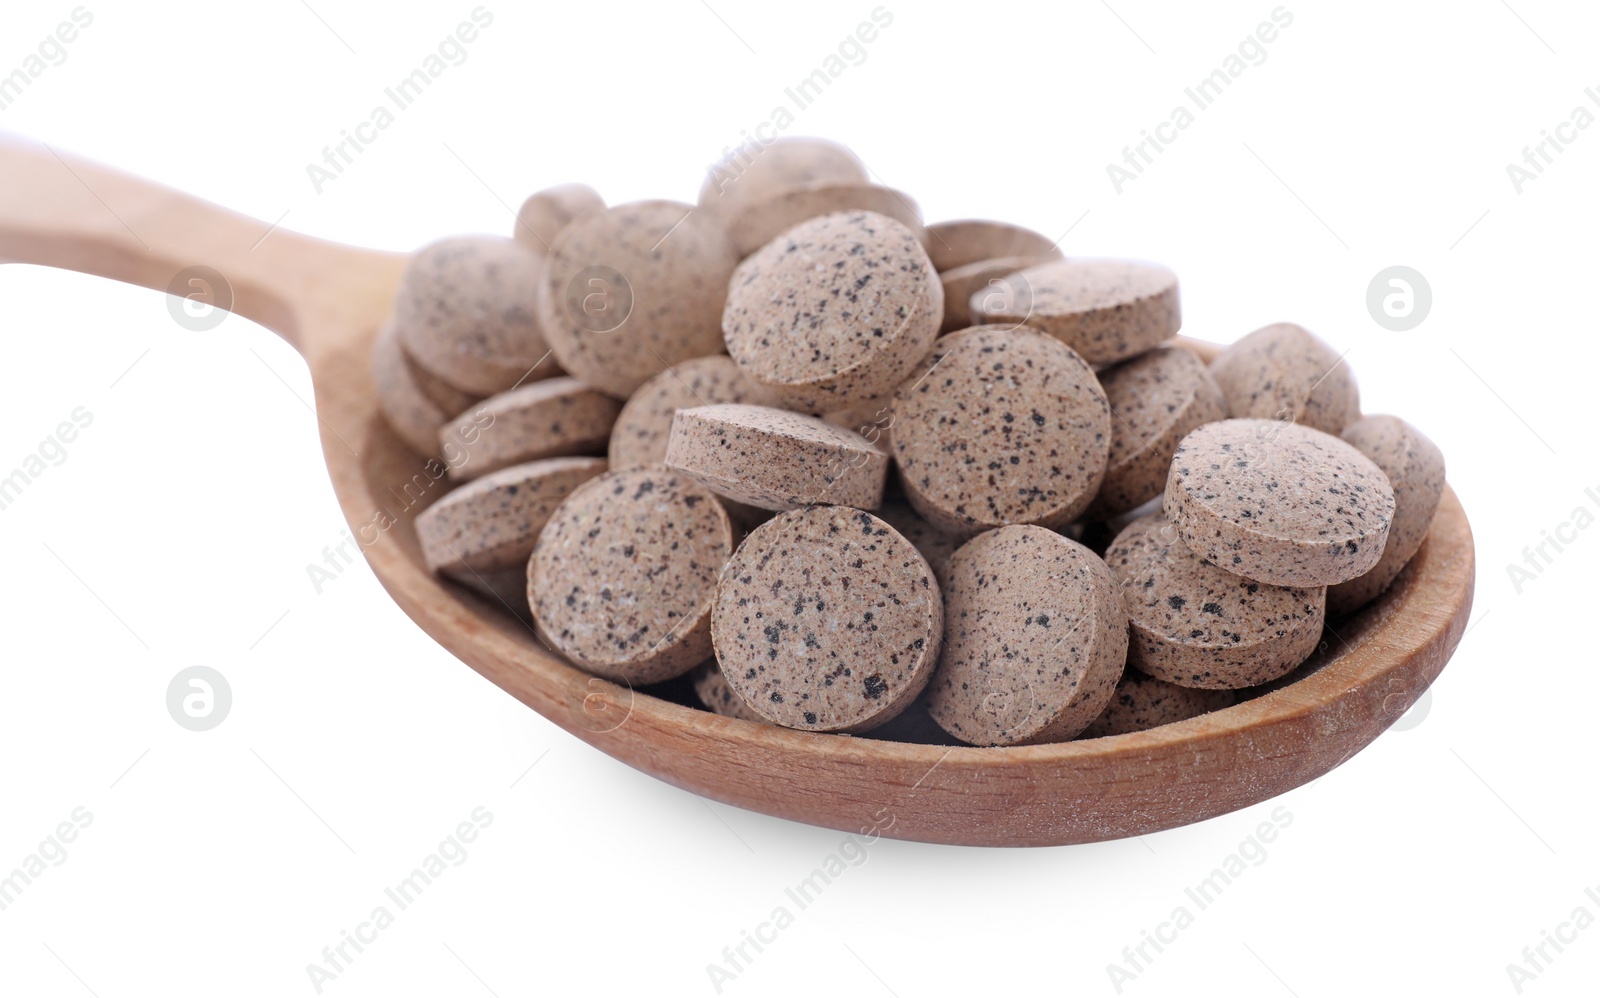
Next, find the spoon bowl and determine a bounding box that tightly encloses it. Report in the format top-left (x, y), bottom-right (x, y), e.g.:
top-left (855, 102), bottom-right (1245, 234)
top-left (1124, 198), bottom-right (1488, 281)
top-left (0, 138), bottom-right (1474, 846)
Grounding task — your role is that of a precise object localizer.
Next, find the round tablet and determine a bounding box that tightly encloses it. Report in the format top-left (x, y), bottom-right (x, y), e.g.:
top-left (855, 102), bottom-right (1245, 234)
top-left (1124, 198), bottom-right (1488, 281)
top-left (890, 325), bottom-right (1111, 534)
top-left (938, 256), bottom-right (1055, 333)
top-left (372, 322), bottom-right (454, 456)
top-left (1079, 671), bottom-right (1237, 738)
top-left (1326, 415), bottom-right (1446, 616)
top-left (608, 355), bottom-right (778, 470)
top-left (442, 377), bottom-right (621, 482)
top-left (924, 526), bottom-right (1127, 746)
top-left (711, 506), bottom-right (943, 733)
top-left (415, 456), bottom-right (607, 577)
top-left (1104, 511), bottom-right (1326, 689)
top-left (514, 183), bottom-right (605, 254)
top-left (689, 661), bottom-right (768, 723)
top-left (529, 467), bottom-right (734, 684)
top-left (1084, 345), bottom-right (1227, 520)
top-left (727, 184), bottom-right (927, 258)
top-left (924, 219), bottom-right (1061, 273)
top-left (723, 210), bottom-right (942, 413)
top-left (973, 258), bottom-right (1180, 365)
top-left (874, 499), bottom-right (962, 594)
top-left (1209, 322), bottom-right (1360, 435)
top-left (393, 235), bottom-right (558, 396)
top-left (699, 137), bottom-right (868, 221)
top-left (664, 404), bottom-right (887, 511)
top-left (1165, 418), bottom-right (1396, 587)
top-left (540, 200), bottom-right (738, 399)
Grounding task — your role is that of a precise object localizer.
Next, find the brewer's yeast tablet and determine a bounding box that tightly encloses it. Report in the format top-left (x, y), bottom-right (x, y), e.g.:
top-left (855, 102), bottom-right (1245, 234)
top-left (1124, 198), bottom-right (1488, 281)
top-left (891, 325), bottom-right (1111, 534)
top-left (394, 235), bottom-right (558, 396)
top-left (1209, 323), bottom-right (1360, 435)
top-left (1165, 418), bottom-right (1395, 587)
top-left (723, 210), bottom-right (942, 413)
top-left (665, 403), bottom-right (887, 511)
top-left (925, 526), bottom-right (1127, 745)
top-left (973, 257), bottom-right (1180, 365)
top-left (711, 506), bottom-right (942, 733)
top-left (443, 377), bottom-right (620, 482)
top-left (541, 200), bottom-right (738, 398)
top-left (1105, 511), bottom-right (1326, 689)
top-left (1326, 415), bottom-right (1446, 616)
top-left (416, 456), bottom-right (607, 576)
top-left (529, 467), bottom-right (734, 684)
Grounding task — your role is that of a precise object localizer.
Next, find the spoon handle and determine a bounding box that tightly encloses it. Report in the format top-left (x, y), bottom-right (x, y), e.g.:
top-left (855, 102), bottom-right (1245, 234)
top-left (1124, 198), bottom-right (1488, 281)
top-left (0, 133), bottom-right (401, 355)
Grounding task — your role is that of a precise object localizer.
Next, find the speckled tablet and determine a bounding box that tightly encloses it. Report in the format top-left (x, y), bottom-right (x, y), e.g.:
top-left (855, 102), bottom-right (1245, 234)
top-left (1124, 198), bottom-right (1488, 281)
top-left (924, 219), bottom-right (1061, 273)
top-left (874, 499), bottom-right (962, 594)
top-left (664, 403), bottom-right (887, 511)
top-left (540, 200), bottom-right (738, 398)
top-left (514, 183), bottom-right (605, 254)
top-left (529, 467), bottom-right (734, 684)
top-left (689, 661), bottom-right (768, 723)
top-left (723, 210), bottom-right (942, 413)
top-left (710, 506), bottom-right (942, 733)
top-left (1326, 415), bottom-right (1446, 616)
top-left (415, 456), bottom-right (607, 577)
top-left (1105, 511), bottom-right (1326, 689)
top-left (393, 235), bottom-right (558, 396)
top-left (973, 258), bottom-right (1180, 365)
top-left (939, 256), bottom-right (1055, 333)
top-left (1209, 323), bottom-right (1360, 435)
top-left (372, 322), bottom-right (454, 456)
top-left (1165, 418), bottom-right (1396, 587)
top-left (442, 377), bottom-right (621, 482)
top-left (891, 325), bottom-right (1111, 534)
top-left (1085, 345), bottom-right (1227, 519)
top-left (1078, 671), bottom-right (1237, 738)
top-left (699, 137), bottom-right (869, 222)
top-left (727, 183), bottom-right (927, 258)
top-left (924, 526), bottom-right (1127, 745)
top-left (608, 355), bottom-right (778, 470)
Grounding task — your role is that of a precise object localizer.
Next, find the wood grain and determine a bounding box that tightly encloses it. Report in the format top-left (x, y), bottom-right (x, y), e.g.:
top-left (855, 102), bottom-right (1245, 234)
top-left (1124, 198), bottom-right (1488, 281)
top-left (0, 136), bottom-right (1475, 846)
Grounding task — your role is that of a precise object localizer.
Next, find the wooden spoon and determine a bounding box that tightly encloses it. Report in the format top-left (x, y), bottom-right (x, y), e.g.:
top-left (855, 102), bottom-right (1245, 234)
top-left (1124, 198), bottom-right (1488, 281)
top-left (0, 137), bottom-right (1475, 847)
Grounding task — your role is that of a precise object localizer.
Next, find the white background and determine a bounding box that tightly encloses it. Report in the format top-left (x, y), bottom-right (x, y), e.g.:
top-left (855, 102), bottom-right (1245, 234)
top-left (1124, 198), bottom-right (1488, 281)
top-left (1, 1), bottom-right (1597, 995)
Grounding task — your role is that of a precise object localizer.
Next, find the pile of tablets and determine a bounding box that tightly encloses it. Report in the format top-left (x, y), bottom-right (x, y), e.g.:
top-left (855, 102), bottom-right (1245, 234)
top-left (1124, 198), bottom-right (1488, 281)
top-left (374, 137), bottom-right (1445, 747)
